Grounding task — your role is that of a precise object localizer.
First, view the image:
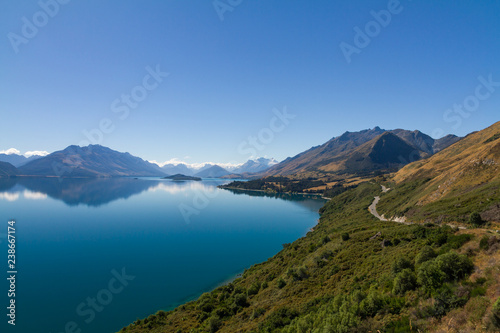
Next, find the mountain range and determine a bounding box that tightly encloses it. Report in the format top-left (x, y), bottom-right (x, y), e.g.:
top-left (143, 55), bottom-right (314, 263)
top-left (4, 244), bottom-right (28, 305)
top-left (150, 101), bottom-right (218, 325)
top-left (0, 145), bottom-right (278, 178)
top-left (260, 127), bottom-right (461, 177)
top-left (0, 153), bottom-right (43, 167)
top-left (0, 127), bottom-right (461, 179)
top-left (159, 157), bottom-right (278, 177)
top-left (17, 145), bottom-right (164, 177)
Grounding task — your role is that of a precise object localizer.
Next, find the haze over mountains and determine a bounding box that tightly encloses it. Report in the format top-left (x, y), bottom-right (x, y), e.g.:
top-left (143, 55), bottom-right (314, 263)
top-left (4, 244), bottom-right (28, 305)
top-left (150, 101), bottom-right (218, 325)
top-left (158, 157), bottom-right (278, 177)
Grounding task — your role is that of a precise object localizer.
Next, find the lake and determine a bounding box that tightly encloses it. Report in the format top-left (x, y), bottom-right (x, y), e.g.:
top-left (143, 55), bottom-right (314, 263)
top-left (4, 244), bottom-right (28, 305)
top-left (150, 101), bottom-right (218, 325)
top-left (0, 177), bottom-right (325, 333)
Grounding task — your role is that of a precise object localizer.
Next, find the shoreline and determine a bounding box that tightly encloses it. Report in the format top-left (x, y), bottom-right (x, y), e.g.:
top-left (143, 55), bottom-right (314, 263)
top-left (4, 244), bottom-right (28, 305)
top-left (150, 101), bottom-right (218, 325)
top-left (218, 186), bottom-right (330, 199)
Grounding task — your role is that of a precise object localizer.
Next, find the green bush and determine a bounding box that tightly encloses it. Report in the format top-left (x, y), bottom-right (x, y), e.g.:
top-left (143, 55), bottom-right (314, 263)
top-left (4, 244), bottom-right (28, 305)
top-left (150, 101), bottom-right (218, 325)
top-left (208, 316), bottom-right (221, 333)
top-left (435, 252), bottom-right (474, 281)
top-left (251, 307), bottom-right (266, 319)
top-left (392, 257), bottom-right (414, 275)
top-left (469, 212), bottom-right (485, 226)
top-left (393, 269), bottom-right (417, 295)
top-left (322, 235), bottom-right (331, 244)
top-left (342, 233), bottom-right (350, 241)
top-left (417, 260), bottom-right (446, 292)
top-left (277, 278), bottom-right (286, 289)
top-left (259, 307), bottom-right (299, 332)
top-left (415, 246), bottom-right (437, 265)
top-left (247, 282), bottom-right (261, 296)
top-left (479, 235), bottom-right (490, 250)
top-left (360, 290), bottom-right (384, 317)
top-left (446, 234), bottom-right (472, 249)
top-left (233, 294), bottom-right (248, 308)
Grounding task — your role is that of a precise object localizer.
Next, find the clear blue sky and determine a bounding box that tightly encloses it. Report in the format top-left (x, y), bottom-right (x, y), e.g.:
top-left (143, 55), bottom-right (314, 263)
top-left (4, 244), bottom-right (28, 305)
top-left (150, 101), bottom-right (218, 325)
top-left (1, 0), bottom-right (499, 164)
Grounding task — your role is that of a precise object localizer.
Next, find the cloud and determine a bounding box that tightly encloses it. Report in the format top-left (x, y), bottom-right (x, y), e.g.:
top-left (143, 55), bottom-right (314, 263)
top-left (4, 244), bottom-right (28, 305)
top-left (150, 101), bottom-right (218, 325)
top-left (0, 148), bottom-right (21, 155)
top-left (149, 158), bottom-right (244, 170)
top-left (24, 150), bottom-right (49, 157)
top-left (0, 148), bottom-right (49, 157)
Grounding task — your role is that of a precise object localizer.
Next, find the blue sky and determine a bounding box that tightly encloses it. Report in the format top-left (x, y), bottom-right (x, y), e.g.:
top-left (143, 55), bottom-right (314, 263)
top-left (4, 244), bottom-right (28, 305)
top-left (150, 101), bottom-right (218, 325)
top-left (1, 0), bottom-right (499, 165)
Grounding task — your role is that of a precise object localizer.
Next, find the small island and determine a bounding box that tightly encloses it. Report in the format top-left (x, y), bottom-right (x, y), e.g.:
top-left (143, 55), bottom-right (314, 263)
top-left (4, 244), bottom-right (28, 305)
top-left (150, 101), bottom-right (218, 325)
top-left (162, 174), bottom-right (202, 181)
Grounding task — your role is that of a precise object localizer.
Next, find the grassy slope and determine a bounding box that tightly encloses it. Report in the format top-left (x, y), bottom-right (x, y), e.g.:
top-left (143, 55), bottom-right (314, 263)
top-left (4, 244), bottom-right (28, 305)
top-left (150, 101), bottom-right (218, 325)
top-left (117, 182), bottom-right (500, 333)
top-left (377, 121), bottom-right (500, 225)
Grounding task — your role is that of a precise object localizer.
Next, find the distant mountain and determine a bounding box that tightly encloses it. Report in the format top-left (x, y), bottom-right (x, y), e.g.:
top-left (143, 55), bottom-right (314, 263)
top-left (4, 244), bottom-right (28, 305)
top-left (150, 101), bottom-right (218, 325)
top-left (0, 153), bottom-right (43, 167)
top-left (0, 162), bottom-right (18, 177)
top-left (18, 145), bottom-right (166, 177)
top-left (261, 127), bottom-right (461, 177)
top-left (390, 129), bottom-right (461, 155)
top-left (161, 163), bottom-right (196, 176)
top-left (233, 157), bottom-right (278, 174)
top-left (157, 157), bottom-right (279, 177)
top-left (340, 132), bottom-right (427, 174)
top-left (194, 165), bottom-right (231, 178)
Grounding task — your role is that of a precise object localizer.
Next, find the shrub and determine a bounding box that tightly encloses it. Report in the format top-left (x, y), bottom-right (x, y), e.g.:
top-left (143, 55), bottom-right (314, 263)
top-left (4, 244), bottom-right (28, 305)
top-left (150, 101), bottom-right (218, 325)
top-left (208, 316), bottom-right (221, 333)
top-left (415, 246), bottom-right (437, 265)
top-left (342, 233), bottom-right (350, 241)
top-left (322, 235), bottom-right (331, 244)
top-left (197, 293), bottom-right (215, 313)
top-left (447, 234), bottom-right (472, 249)
top-left (297, 266), bottom-right (309, 280)
top-left (469, 212), bottom-right (485, 226)
top-left (277, 278), bottom-right (286, 289)
top-left (233, 294), bottom-right (248, 308)
top-left (417, 260), bottom-right (446, 292)
top-left (259, 307), bottom-right (299, 332)
top-left (247, 282), bottom-right (261, 296)
top-left (251, 307), bottom-right (266, 319)
top-left (392, 257), bottom-right (414, 275)
top-left (393, 269), bottom-right (417, 295)
top-left (479, 235), bottom-right (490, 250)
top-left (431, 284), bottom-right (469, 317)
top-left (360, 290), bottom-right (384, 317)
top-left (435, 252), bottom-right (474, 281)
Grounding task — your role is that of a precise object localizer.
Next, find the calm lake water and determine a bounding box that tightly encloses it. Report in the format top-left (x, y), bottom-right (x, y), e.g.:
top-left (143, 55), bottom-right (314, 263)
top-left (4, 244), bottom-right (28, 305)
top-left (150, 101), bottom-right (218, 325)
top-left (0, 177), bottom-right (325, 333)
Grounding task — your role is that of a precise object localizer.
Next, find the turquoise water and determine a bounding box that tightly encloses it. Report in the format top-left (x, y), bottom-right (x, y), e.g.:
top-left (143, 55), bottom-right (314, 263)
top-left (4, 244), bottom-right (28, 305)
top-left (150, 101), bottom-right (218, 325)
top-left (0, 178), bottom-right (325, 333)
